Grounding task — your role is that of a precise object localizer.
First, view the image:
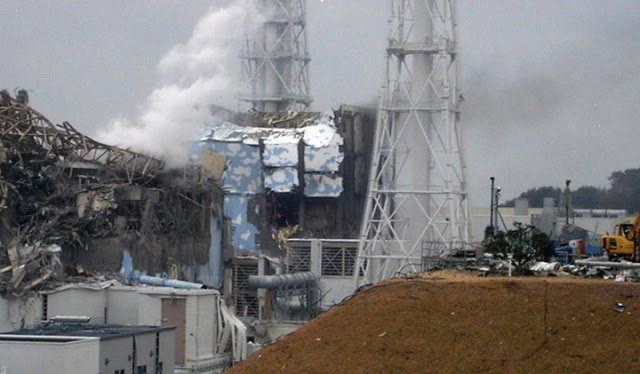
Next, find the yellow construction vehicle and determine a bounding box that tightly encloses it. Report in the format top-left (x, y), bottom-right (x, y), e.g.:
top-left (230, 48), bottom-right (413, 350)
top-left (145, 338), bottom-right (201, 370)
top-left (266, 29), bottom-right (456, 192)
top-left (600, 214), bottom-right (640, 260)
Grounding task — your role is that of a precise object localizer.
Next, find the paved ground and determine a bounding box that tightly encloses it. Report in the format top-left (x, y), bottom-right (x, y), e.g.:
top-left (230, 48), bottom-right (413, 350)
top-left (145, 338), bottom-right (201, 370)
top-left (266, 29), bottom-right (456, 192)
top-left (226, 271), bottom-right (640, 373)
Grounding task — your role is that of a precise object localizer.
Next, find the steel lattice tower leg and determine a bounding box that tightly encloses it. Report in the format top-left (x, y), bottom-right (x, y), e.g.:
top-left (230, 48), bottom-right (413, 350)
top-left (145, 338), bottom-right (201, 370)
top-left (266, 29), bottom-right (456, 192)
top-left (354, 0), bottom-right (470, 286)
top-left (239, 0), bottom-right (312, 112)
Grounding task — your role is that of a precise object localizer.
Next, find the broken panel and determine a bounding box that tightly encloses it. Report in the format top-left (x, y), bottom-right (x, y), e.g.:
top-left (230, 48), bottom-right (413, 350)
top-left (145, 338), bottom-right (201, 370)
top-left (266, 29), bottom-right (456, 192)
top-left (200, 142), bottom-right (262, 194)
top-left (304, 174), bottom-right (343, 197)
top-left (304, 135), bottom-right (344, 172)
top-left (224, 195), bottom-right (258, 255)
top-left (262, 142), bottom-right (299, 168)
top-left (263, 168), bottom-right (298, 193)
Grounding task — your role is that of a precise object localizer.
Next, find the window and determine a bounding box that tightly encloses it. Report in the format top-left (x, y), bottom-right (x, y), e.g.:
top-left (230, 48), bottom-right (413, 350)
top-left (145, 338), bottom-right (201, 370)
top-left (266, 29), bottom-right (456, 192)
top-left (136, 365), bottom-right (147, 374)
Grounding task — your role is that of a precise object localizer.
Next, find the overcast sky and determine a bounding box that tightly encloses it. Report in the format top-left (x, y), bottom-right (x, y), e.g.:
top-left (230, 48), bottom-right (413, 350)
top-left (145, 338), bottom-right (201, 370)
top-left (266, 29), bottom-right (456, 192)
top-left (1, 0), bottom-right (639, 206)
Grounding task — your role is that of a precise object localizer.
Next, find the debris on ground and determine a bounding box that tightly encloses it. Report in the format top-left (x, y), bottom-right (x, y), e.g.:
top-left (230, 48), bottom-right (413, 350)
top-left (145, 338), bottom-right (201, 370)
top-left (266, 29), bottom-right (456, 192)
top-left (476, 251), bottom-right (640, 282)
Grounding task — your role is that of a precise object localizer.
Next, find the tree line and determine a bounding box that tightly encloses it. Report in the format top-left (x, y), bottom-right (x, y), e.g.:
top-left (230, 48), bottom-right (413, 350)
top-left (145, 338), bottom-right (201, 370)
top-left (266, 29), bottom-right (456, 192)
top-left (503, 168), bottom-right (640, 214)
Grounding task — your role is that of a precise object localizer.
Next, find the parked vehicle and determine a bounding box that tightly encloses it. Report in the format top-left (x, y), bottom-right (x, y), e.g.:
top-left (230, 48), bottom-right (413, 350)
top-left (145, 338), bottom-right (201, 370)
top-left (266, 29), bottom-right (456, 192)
top-left (600, 214), bottom-right (640, 260)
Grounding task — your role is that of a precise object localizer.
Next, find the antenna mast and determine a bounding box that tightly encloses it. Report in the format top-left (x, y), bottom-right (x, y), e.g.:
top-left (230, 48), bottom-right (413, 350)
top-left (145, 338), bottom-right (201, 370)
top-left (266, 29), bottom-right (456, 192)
top-left (239, 0), bottom-right (312, 112)
top-left (354, 0), bottom-right (470, 285)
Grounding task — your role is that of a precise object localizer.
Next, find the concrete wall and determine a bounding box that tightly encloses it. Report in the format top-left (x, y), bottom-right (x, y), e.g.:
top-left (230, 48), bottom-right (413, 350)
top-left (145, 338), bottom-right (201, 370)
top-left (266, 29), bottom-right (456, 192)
top-left (159, 328), bottom-right (176, 373)
top-left (317, 277), bottom-right (353, 308)
top-left (99, 330), bottom-right (174, 374)
top-left (106, 287), bottom-right (139, 325)
top-left (0, 296), bottom-right (43, 332)
top-left (182, 214), bottom-right (224, 288)
top-left (186, 293), bottom-right (218, 361)
top-left (335, 106), bottom-right (375, 238)
top-left (78, 236), bottom-right (123, 271)
top-left (136, 288), bottom-right (224, 366)
top-left (0, 336), bottom-right (100, 374)
top-left (47, 287), bottom-right (107, 323)
top-left (567, 217), bottom-right (619, 236)
top-left (137, 292), bottom-right (163, 326)
top-left (195, 141), bottom-right (262, 255)
top-left (470, 207), bottom-right (624, 242)
top-left (0, 298), bottom-right (9, 332)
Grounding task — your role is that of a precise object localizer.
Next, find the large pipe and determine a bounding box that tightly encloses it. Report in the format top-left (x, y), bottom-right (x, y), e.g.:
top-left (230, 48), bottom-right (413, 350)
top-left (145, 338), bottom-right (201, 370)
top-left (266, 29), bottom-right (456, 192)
top-left (574, 260), bottom-right (640, 269)
top-left (248, 271), bottom-right (316, 290)
top-left (136, 273), bottom-right (206, 289)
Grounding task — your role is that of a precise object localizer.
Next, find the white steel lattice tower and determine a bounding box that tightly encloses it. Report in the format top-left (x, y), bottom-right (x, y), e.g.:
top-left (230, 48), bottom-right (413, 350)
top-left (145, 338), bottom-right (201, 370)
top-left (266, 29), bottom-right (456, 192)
top-left (239, 0), bottom-right (312, 112)
top-left (354, 0), bottom-right (470, 286)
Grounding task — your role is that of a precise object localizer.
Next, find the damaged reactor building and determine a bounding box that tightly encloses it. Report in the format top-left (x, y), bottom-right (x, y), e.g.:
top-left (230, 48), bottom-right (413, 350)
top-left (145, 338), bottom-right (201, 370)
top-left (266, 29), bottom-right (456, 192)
top-left (0, 0), bottom-right (460, 372)
top-left (0, 86), bottom-right (376, 371)
top-left (195, 107), bottom-right (374, 318)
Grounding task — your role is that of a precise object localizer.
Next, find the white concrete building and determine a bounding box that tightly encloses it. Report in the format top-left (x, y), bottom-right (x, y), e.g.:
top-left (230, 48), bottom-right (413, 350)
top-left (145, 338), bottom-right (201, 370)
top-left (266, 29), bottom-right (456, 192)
top-left (0, 323), bottom-right (174, 374)
top-left (470, 200), bottom-right (627, 243)
top-left (0, 284), bottom-right (246, 373)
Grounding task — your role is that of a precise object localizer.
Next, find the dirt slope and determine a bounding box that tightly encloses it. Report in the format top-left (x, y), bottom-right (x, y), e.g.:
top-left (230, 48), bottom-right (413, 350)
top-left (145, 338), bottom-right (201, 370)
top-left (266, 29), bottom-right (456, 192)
top-left (226, 272), bottom-right (640, 374)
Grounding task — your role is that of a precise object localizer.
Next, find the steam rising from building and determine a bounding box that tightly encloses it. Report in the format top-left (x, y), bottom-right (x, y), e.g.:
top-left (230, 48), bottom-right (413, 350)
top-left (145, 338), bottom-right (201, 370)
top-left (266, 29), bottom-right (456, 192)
top-left (96, 1), bottom-right (250, 167)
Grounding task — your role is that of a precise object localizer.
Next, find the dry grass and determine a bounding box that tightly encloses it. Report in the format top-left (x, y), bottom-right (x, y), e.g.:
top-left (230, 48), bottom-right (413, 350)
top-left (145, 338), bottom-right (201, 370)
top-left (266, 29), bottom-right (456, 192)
top-left (226, 271), bottom-right (640, 373)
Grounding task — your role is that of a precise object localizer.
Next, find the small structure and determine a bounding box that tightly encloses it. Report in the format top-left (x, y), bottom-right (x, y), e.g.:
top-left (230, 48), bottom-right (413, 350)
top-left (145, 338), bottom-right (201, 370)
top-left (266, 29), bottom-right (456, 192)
top-left (0, 320), bottom-right (174, 374)
top-left (41, 284), bottom-right (245, 372)
top-left (0, 283), bottom-right (246, 373)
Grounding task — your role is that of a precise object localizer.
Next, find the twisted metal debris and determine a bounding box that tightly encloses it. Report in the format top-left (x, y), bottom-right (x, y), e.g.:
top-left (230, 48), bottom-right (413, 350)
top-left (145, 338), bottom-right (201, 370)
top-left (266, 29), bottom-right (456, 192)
top-left (0, 90), bottom-right (164, 184)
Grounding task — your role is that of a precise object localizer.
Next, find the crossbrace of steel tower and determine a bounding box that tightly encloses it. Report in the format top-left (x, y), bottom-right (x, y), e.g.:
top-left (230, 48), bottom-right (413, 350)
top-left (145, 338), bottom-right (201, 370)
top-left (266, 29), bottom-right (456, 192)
top-left (239, 0), bottom-right (312, 112)
top-left (354, 0), bottom-right (470, 286)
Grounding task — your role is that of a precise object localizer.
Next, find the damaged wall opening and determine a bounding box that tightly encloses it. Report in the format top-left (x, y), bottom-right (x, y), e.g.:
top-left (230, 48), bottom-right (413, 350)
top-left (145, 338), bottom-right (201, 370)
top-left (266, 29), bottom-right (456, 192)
top-left (267, 192), bottom-right (299, 228)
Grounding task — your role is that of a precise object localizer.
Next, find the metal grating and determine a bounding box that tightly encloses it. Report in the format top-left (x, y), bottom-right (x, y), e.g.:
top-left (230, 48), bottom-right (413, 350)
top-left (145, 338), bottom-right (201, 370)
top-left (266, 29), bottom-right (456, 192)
top-left (239, 0), bottom-right (312, 112)
top-left (232, 258), bottom-right (259, 317)
top-left (321, 243), bottom-right (358, 277)
top-left (285, 242), bottom-right (311, 273)
top-left (355, 0), bottom-right (470, 286)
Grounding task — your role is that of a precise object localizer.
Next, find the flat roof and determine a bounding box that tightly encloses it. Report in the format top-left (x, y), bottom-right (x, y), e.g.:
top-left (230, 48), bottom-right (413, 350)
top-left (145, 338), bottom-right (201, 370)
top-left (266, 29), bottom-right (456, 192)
top-left (5, 323), bottom-right (174, 341)
top-left (0, 335), bottom-right (93, 343)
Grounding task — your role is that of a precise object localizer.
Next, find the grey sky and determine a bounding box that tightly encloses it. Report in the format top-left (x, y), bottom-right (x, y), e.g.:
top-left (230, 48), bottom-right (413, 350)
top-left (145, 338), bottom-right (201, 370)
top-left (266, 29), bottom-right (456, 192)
top-left (2, 1), bottom-right (639, 206)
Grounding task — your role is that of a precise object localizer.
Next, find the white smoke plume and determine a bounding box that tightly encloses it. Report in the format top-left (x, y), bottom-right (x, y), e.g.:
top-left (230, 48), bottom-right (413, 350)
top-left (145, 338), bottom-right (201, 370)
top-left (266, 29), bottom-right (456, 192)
top-left (96, 1), bottom-right (249, 167)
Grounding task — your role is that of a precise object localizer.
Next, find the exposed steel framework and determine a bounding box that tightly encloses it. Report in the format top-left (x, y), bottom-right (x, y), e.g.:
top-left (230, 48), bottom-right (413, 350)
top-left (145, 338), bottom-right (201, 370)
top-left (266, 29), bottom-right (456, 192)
top-left (239, 0), bottom-right (312, 112)
top-left (354, 0), bottom-right (470, 285)
top-left (0, 91), bottom-right (164, 183)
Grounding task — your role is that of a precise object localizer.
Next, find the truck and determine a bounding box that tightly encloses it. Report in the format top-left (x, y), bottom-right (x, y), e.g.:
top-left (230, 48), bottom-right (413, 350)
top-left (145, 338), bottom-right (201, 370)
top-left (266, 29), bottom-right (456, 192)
top-left (600, 214), bottom-right (640, 260)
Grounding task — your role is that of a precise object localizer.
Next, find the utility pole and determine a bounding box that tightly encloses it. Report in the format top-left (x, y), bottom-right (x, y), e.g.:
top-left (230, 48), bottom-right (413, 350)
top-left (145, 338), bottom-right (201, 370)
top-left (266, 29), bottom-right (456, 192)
top-left (239, 0), bottom-right (312, 112)
top-left (564, 179), bottom-right (571, 226)
top-left (489, 177), bottom-right (495, 235)
top-left (354, 0), bottom-right (470, 286)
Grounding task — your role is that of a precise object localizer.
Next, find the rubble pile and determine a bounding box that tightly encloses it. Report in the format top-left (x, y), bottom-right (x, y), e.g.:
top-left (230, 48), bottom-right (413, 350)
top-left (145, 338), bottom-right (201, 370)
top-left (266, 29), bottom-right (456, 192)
top-left (0, 91), bottom-right (222, 297)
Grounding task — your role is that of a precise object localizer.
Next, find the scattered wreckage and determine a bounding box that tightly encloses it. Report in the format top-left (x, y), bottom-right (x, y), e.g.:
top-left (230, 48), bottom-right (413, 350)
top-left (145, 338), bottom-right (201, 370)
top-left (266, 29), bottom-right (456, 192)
top-left (0, 90), bottom-right (222, 298)
top-left (477, 252), bottom-right (640, 282)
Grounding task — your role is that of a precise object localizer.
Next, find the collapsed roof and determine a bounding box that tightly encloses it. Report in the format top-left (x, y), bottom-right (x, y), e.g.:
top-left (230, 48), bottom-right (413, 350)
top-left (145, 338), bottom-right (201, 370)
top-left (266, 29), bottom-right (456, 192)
top-left (0, 89), bottom-right (164, 184)
top-left (0, 90), bottom-right (221, 297)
